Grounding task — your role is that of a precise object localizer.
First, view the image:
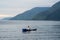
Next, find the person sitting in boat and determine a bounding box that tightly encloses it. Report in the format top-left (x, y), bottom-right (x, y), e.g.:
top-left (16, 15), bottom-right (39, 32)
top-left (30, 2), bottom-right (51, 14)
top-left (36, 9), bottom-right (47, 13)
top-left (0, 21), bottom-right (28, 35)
top-left (27, 26), bottom-right (31, 30)
top-left (27, 26), bottom-right (37, 31)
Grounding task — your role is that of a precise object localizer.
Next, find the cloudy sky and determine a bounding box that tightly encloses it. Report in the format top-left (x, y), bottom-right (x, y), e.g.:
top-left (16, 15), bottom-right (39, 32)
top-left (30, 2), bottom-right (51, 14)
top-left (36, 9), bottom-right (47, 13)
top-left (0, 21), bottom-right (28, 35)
top-left (0, 0), bottom-right (60, 18)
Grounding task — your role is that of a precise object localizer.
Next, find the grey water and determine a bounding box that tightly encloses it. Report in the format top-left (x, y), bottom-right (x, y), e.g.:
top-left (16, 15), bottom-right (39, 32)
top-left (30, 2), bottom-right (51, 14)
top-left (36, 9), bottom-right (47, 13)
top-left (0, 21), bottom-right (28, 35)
top-left (0, 20), bottom-right (60, 40)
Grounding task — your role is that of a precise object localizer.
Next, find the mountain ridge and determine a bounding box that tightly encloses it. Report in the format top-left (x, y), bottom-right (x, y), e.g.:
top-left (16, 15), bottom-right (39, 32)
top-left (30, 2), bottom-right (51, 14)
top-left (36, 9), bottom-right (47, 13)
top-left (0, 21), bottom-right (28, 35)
top-left (32, 1), bottom-right (60, 21)
top-left (10, 1), bottom-right (60, 21)
top-left (10, 7), bottom-right (49, 20)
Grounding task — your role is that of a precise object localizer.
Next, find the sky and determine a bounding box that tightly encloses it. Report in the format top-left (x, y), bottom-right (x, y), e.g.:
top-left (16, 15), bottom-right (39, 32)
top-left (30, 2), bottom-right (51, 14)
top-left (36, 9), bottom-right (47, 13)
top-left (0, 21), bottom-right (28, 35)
top-left (0, 0), bottom-right (60, 18)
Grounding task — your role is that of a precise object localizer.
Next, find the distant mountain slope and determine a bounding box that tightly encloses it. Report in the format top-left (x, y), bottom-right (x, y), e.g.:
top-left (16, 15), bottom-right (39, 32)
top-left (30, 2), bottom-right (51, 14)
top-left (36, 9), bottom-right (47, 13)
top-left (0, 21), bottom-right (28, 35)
top-left (46, 8), bottom-right (60, 20)
top-left (32, 1), bottom-right (60, 21)
top-left (2, 17), bottom-right (12, 20)
top-left (10, 7), bottom-right (49, 20)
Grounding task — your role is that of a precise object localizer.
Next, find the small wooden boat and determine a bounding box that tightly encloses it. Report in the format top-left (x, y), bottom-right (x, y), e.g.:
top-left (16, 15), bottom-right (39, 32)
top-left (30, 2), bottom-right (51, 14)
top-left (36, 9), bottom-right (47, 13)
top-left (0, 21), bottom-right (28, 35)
top-left (22, 29), bottom-right (37, 32)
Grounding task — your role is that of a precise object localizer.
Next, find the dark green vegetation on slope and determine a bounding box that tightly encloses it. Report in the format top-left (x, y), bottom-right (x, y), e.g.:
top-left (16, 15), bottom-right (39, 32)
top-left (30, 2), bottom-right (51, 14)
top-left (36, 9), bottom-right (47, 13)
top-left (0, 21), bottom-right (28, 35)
top-left (32, 1), bottom-right (60, 21)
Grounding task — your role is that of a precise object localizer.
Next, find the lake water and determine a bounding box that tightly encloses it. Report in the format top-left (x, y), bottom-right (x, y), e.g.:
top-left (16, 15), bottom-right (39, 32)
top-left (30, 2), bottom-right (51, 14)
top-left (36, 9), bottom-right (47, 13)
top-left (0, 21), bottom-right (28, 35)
top-left (0, 20), bottom-right (60, 40)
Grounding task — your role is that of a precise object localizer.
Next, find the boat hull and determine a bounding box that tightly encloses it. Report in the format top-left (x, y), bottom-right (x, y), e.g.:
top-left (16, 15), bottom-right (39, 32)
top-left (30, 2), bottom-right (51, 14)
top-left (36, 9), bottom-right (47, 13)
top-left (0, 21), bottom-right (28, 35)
top-left (22, 29), bottom-right (37, 32)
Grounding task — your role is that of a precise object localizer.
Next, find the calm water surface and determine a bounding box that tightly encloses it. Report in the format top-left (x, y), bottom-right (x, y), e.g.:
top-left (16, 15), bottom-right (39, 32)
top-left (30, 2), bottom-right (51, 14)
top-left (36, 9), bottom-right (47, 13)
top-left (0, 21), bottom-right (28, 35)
top-left (0, 20), bottom-right (60, 40)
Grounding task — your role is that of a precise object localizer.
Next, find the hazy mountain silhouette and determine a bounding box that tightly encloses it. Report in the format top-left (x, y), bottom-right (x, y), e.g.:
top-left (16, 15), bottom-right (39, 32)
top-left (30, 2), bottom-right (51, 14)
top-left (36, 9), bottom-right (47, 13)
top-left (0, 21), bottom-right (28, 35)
top-left (10, 1), bottom-right (60, 21)
top-left (32, 1), bottom-right (60, 21)
top-left (10, 7), bottom-right (49, 20)
top-left (2, 17), bottom-right (12, 20)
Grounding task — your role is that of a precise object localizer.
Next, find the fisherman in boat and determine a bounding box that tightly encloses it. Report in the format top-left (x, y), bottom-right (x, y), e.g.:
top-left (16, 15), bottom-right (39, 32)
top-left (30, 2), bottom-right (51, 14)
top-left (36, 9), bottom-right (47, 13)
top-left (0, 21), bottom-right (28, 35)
top-left (27, 26), bottom-right (30, 29)
top-left (27, 26), bottom-right (37, 31)
top-left (27, 26), bottom-right (31, 31)
top-left (22, 26), bottom-right (37, 32)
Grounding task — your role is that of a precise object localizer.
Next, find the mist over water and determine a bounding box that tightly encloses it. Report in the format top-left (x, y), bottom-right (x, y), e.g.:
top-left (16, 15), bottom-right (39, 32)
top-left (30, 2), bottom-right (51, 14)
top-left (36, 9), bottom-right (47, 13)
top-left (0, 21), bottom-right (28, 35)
top-left (0, 20), bottom-right (60, 40)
